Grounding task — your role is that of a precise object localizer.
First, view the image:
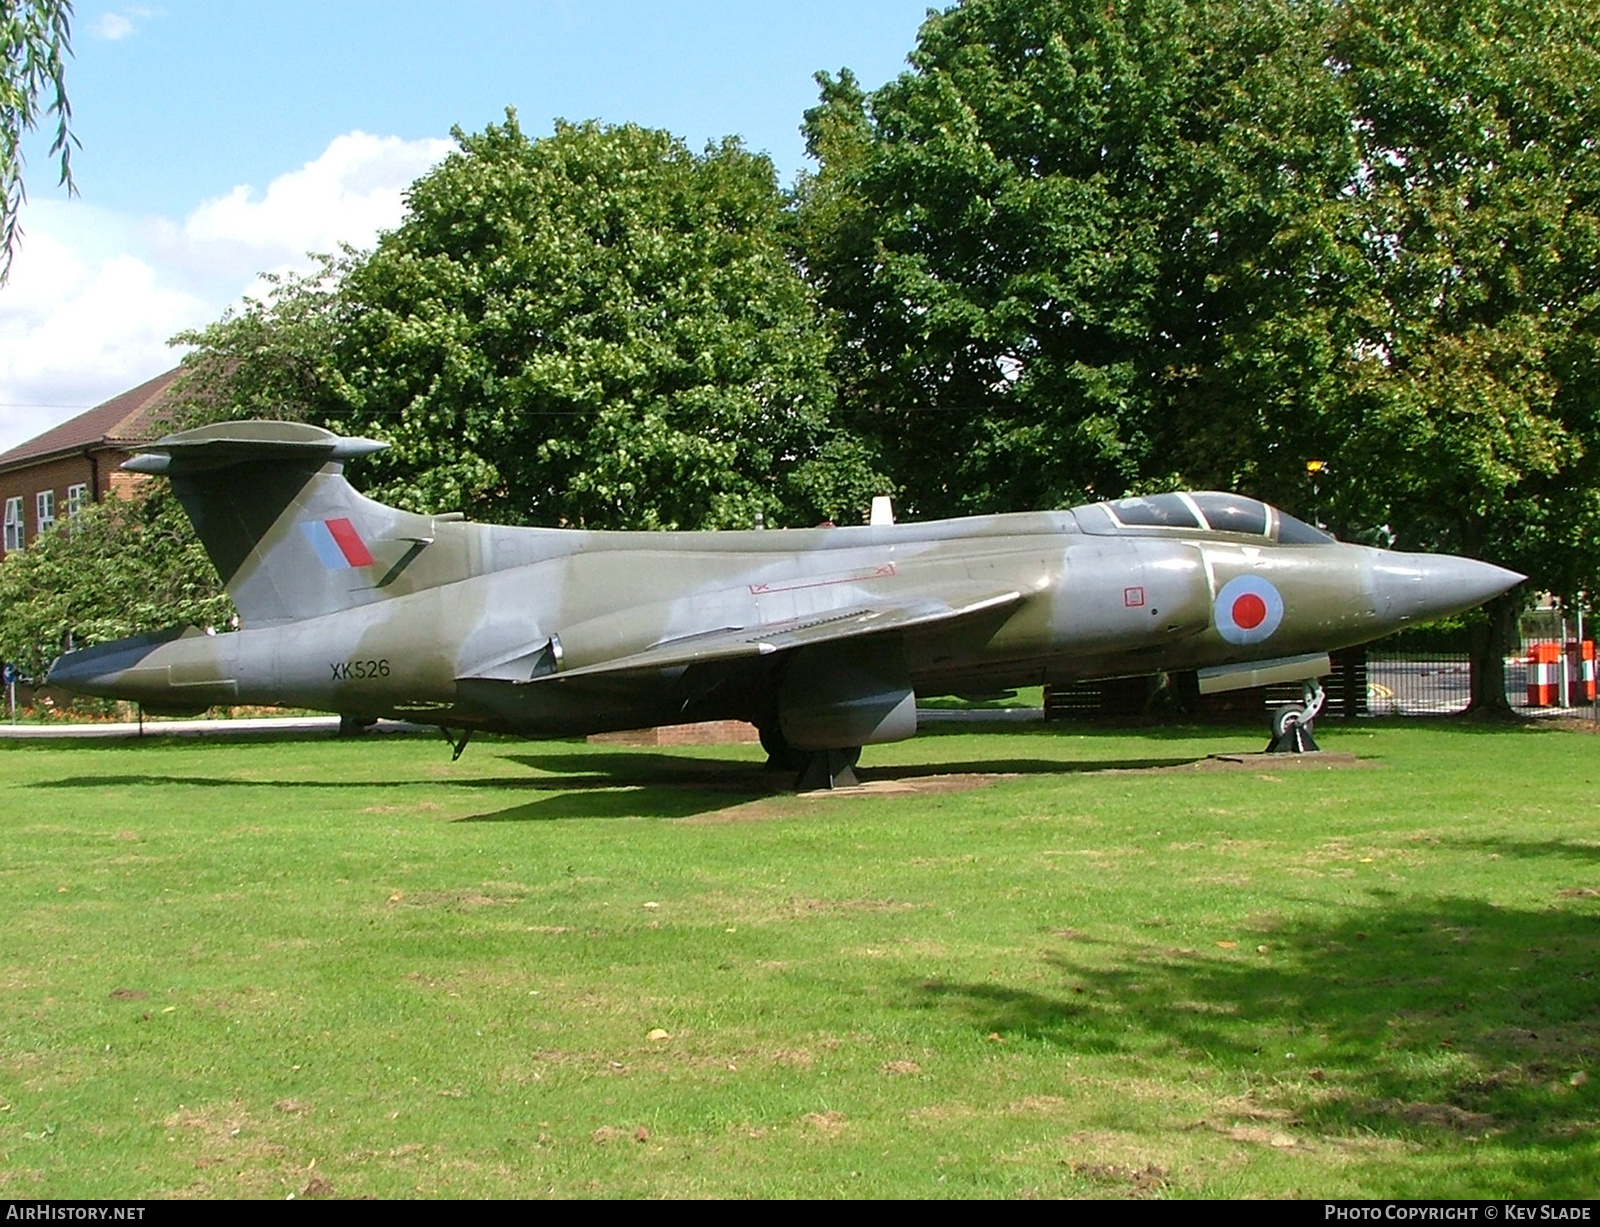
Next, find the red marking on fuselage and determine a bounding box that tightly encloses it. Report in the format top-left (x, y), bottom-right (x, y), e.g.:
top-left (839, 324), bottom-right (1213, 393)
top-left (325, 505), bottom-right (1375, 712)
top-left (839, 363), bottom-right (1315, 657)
top-left (750, 562), bottom-right (896, 596)
top-left (1124, 586), bottom-right (1145, 608)
top-left (325, 517), bottom-right (375, 568)
top-left (1231, 592), bottom-right (1267, 630)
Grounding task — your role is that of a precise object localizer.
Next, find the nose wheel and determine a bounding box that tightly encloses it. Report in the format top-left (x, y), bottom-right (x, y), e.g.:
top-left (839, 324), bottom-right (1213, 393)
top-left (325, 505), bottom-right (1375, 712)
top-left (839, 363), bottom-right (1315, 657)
top-left (1267, 679), bottom-right (1325, 753)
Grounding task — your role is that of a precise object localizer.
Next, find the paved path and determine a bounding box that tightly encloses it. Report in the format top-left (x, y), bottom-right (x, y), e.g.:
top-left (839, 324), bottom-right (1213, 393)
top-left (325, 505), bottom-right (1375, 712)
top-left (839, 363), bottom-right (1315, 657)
top-left (0, 716), bottom-right (429, 740)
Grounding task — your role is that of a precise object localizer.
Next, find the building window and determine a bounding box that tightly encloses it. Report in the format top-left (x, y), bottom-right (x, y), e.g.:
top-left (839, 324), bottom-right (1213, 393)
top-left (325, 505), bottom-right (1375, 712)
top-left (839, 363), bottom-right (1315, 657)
top-left (66, 482), bottom-right (88, 518)
top-left (35, 489), bottom-right (54, 536)
top-left (3, 496), bottom-right (21, 552)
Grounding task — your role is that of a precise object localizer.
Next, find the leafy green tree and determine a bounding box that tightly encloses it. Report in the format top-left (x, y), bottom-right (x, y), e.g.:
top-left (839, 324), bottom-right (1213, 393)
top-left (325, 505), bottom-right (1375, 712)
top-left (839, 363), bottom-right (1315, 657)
top-left (799, 0), bottom-right (1363, 520)
top-left (1329, 0), bottom-right (1600, 709)
top-left (181, 114), bottom-right (887, 530)
top-left (338, 114), bottom-right (883, 529)
top-left (0, 483), bottom-right (232, 680)
top-left (1, 0), bottom-right (75, 278)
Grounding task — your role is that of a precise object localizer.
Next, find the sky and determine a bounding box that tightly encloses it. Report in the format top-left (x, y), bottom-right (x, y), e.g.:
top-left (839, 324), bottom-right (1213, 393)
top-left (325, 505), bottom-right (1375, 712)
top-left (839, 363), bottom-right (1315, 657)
top-left (0, 0), bottom-right (937, 453)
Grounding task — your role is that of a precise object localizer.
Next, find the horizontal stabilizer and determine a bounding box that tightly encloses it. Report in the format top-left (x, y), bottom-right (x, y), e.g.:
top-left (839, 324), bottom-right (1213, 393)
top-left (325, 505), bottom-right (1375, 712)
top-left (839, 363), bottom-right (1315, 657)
top-left (472, 589), bottom-right (1024, 685)
top-left (124, 421), bottom-right (388, 474)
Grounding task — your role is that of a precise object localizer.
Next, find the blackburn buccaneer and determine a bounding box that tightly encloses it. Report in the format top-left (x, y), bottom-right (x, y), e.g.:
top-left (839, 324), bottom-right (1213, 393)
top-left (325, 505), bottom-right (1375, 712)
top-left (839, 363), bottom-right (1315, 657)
top-left (47, 421), bottom-right (1523, 786)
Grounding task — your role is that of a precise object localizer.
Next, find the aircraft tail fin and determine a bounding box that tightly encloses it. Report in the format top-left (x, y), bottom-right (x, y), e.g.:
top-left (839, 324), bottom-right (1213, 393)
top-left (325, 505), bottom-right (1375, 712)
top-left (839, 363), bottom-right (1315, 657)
top-left (127, 421), bottom-right (446, 626)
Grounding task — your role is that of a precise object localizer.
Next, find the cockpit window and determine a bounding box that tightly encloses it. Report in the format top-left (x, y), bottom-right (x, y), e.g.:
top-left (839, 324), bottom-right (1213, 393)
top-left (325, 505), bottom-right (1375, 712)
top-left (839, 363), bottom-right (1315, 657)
top-left (1276, 511), bottom-right (1336, 545)
top-left (1189, 492), bottom-right (1268, 536)
top-left (1105, 493), bottom-right (1201, 529)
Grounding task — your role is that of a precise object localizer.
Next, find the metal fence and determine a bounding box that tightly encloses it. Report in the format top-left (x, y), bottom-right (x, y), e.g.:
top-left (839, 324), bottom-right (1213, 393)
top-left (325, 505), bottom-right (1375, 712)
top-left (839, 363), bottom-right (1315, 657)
top-left (1366, 644), bottom-right (1594, 717)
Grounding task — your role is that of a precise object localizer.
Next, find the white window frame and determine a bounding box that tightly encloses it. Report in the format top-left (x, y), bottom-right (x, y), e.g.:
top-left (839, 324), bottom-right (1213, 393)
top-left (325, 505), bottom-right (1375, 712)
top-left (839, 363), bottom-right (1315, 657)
top-left (66, 482), bottom-right (88, 518)
top-left (35, 489), bottom-right (54, 536)
top-left (3, 496), bottom-right (22, 552)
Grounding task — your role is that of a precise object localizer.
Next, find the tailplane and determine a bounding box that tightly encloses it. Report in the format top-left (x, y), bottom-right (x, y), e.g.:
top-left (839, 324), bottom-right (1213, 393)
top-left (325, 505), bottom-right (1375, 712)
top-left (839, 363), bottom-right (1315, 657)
top-left (127, 421), bottom-right (448, 626)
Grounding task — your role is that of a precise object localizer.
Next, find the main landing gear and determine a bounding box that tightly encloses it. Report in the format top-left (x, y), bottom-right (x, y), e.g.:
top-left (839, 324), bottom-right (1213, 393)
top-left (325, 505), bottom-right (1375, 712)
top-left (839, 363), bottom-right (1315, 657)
top-left (1266, 678), bottom-right (1325, 754)
top-left (760, 724), bottom-right (862, 790)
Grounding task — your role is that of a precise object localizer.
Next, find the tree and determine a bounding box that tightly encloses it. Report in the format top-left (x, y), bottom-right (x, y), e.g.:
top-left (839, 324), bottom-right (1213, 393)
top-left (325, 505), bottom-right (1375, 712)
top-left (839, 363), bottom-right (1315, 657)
top-left (0, 483), bottom-right (231, 680)
top-left (0, 0), bottom-right (75, 279)
top-left (799, 0), bottom-right (1364, 520)
top-left (180, 114), bottom-right (887, 530)
top-left (1330, 0), bottom-right (1600, 710)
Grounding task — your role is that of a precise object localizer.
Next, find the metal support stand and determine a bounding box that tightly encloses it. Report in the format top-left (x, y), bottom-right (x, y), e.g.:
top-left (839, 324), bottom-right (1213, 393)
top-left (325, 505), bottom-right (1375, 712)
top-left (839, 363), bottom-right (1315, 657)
top-left (794, 747), bottom-right (861, 791)
top-left (440, 726), bottom-right (473, 761)
top-left (1266, 678), bottom-right (1326, 754)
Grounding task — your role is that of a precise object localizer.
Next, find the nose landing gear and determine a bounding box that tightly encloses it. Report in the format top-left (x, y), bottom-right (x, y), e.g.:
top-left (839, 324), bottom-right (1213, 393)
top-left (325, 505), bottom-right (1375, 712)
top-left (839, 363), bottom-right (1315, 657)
top-left (1267, 678), bottom-right (1325, 753)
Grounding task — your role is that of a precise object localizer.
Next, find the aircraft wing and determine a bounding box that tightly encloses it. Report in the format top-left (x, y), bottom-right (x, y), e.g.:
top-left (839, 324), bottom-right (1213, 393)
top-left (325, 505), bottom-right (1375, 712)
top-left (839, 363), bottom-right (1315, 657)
top-left (467, 588), bottom-right (1025, 685)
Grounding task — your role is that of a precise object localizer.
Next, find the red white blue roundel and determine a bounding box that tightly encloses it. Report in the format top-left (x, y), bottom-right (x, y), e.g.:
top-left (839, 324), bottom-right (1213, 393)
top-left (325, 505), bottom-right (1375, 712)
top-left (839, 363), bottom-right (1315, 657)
top-left (1215, 575), bottom-right (1284, 645)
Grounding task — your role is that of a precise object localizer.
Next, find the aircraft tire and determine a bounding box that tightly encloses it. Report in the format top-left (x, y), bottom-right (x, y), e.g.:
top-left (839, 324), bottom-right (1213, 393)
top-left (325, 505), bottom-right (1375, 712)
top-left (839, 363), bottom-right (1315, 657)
top-left (1271, 704), bottom-right (1302, 740)
top-left (759, 723), bottom-right (802, 771)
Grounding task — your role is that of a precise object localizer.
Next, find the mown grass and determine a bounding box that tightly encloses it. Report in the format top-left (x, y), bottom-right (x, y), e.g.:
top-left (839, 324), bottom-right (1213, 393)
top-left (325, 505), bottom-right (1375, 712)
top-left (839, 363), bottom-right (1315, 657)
top-left (1, 719), bottom-right (1596, 1198)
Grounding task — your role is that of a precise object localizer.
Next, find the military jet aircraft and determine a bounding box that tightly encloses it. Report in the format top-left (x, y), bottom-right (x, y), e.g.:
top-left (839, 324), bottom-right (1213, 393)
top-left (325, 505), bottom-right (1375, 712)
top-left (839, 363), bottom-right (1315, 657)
top-left (47, 421), bottom-right (1522, 786)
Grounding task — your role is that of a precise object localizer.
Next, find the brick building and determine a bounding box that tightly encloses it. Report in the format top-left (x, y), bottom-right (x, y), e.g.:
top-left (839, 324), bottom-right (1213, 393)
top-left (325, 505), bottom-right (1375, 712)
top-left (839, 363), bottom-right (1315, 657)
top-left (0, 368), bottom-right (179, 560)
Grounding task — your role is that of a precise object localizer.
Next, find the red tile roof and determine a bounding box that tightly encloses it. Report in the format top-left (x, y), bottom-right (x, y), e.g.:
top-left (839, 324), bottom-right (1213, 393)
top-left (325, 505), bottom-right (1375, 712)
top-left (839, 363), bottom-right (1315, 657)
top-left (0, 368), bottom-right (181, 472)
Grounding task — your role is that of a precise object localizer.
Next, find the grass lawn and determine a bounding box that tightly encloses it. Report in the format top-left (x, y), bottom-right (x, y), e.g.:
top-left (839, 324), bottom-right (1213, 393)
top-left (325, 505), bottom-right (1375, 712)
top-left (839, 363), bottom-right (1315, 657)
top-left (1, 719), bottom-right (1596, 1198)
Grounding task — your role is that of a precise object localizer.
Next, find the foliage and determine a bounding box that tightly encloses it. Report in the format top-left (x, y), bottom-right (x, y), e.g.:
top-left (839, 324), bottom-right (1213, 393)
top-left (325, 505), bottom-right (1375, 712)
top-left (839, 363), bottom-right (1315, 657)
top-left (1327, 0), bottom-right (1600, 707)
top-left (0, 0), bottom-right (74, 279)
top-left (802, 0), bottom-right (1600, 540)
top-left (178, 114), bottom-right (888, 530)
top-left (1329, 0), bottom-right (1600, 569)
top-left (0, 483), bottom-right (232, 678)
top-left (798, 0), bottom-right (1364, 519)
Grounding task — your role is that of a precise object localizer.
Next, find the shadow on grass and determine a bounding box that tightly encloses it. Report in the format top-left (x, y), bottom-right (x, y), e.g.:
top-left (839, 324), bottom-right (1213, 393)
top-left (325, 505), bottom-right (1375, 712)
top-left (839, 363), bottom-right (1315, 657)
top-left (1444, 838), bottom-right (1600, 866)
top-left (524, 748), bottom-right (1213, 781)
top-left (912, 888), bottom-right (1600, 1195)
top-left (28, 746), bottom-right (1219, 822)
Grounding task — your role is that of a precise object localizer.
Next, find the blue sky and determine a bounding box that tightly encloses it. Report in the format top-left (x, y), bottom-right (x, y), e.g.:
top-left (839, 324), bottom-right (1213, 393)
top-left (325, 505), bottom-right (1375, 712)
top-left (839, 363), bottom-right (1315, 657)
top-left (0, 0), bottom-right (936, 451)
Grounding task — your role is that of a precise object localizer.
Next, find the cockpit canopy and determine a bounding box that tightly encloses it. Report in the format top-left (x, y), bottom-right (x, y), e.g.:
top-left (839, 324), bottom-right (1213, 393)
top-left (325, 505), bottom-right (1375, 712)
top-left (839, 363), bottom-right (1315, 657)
top-left (1078, 491), bottom-right (1335, 545)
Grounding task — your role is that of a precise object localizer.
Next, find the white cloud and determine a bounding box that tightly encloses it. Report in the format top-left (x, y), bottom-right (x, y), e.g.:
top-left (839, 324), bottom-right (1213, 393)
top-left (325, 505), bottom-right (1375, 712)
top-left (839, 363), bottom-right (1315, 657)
top-left (89, 6), bottom-right (162, 41)
top-left (0, 131), bottom-right (451, 453)
top-left (90, 13), bottom-right (136, 40)
top-left (183, 131), bottom-right (452, 292)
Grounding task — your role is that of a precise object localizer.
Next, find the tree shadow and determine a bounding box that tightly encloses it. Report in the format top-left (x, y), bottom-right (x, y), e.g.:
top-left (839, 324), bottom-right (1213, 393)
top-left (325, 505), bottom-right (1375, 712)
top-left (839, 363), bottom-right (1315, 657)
top-left (1443, 838), bottom-right (1600, 867)
top-left (908, 890), bottom-right (1600, 1195)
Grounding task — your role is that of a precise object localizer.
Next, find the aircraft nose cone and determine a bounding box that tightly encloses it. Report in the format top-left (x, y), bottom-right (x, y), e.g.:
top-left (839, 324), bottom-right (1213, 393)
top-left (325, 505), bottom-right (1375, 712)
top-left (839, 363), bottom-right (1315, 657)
top-left (1371, 553), bottom-right (1525, 626)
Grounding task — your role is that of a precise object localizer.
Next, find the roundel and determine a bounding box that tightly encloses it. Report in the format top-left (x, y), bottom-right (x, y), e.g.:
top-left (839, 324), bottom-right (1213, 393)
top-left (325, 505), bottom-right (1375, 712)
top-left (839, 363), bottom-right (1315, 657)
top-left (1215, 574), bottom-right (1285, 645)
